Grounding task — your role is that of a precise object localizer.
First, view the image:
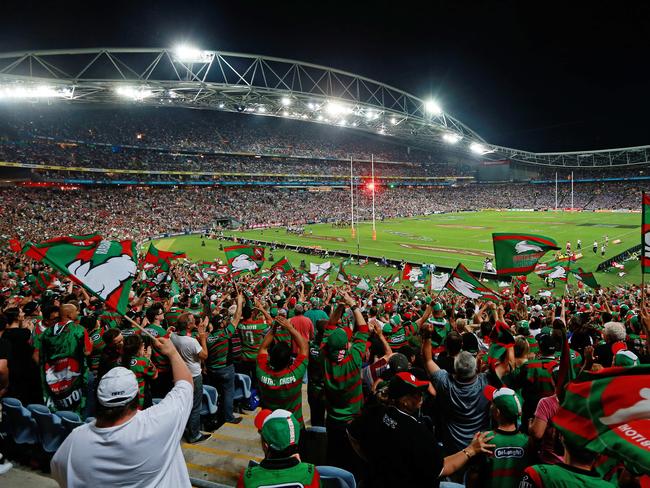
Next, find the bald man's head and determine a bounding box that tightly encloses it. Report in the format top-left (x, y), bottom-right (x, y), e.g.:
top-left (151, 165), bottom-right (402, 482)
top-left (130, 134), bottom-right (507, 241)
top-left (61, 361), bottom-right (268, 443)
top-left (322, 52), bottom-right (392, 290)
top-left (60, 303), bottom-right (78, 321)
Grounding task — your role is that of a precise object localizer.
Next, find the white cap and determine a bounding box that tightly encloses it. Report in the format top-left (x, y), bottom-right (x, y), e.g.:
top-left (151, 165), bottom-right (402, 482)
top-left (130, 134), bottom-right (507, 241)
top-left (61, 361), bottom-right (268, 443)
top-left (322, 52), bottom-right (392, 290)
top-left (97, 367), bottom-right (139, 407)
top-left (228, 304), bottom-right (237, 315)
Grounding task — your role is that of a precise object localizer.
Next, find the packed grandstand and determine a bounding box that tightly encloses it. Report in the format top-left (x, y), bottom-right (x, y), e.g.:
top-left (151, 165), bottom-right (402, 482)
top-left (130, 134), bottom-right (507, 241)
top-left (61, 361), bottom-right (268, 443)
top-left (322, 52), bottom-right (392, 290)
top-left (1, 49), bottom-right (649, 488)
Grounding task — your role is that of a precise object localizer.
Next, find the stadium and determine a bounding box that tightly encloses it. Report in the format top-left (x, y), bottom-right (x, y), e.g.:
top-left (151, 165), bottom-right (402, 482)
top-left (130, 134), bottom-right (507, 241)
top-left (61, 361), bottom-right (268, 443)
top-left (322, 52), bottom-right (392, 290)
top-left (1, 5), bottom-right (649, 488)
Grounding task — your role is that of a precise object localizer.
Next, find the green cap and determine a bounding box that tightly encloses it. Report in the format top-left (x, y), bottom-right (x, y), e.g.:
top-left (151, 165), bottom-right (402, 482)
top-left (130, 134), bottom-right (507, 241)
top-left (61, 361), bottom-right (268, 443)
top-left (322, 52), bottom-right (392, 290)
top-left (594, 303), bottom-right (601, 310)
top-left (433, 303), bottom-right (443, 312)
top-left (484, 386), bottom-right (522, 420)
top-left (424, 296), bottom-right (432, 304)
top-left (326, 328), bottom-right (348, 350)
top-left (270, 307), bottom-right (279, 318)
top-left (256, 409), bottom-right (301, 451)
top-left (390, 314), bottom-right (402, 326)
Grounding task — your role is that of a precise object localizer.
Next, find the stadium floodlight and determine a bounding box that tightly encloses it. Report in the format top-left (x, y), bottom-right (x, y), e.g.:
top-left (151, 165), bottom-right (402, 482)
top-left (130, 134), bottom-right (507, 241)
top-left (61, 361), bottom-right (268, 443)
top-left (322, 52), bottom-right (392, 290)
top-left (443, 133), bottom-right (462, 144)
top-left (351, 122), bottom-right (357, 127)
top-left (390, 117), bottom-right (397, 125)
top-left (301, 114), bottom-right (308, 119)
top-left (282, 110), bottom-right (289, 117)
top-left (470, 142), bottom-right (490, 155)
top-left (0, 84), bottom-right (72, 99)
top-left (115, 86), bottom-right (153, 101)
top-left (172, 45), bottom-right (214, 63)
top-left (307, 102), bottom-right (315, 110)
top-left (258, 106), bottom-right (266, 113)
top-left (338, 119), bottom-right (348, 126)
top-left (317, 115), bottom-right (324, 121)
top-left (424, 99), bottom-right (442, 115)
top-left (218, 103), bottom-right (225, 108)
top-left (326, 101), bottom-right (353, 116)
top-left (281, 97), bottom-right (292, 107)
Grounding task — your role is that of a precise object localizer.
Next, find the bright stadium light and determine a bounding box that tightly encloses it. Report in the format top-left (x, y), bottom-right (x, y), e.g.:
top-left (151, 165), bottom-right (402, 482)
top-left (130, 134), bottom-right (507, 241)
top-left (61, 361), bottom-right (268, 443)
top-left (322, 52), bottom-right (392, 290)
top-left (424, 99), bottom-right (442, 115)
top-left (338, 119), bottom-right (348, 126)
top-left (443, 133), bottom-right (462, 144)
top-left (281, 97), bottom-right (292, 107)
top-left (0, 84), bottom-right (72, 99)
top-left (115, 86), bottom-right (153, 101)
top-left (326, 101), bottom-right (353, 116)
top-left (258, 106), bottom-right (266, 113)
top-left (317, 115), bottom-right (324, 121)
top-left (470, 142), bottom-right (490, 154)
top-left (173, 45), bottom-right (214, 63)
top-left (282, 110), bottom-right (289, 116)
top-left (307, 102), bottom-right (315, 110)
top-left (390, 117), bottom-right (397, 125)
top-left (218, 103), bottom-right (225, 108)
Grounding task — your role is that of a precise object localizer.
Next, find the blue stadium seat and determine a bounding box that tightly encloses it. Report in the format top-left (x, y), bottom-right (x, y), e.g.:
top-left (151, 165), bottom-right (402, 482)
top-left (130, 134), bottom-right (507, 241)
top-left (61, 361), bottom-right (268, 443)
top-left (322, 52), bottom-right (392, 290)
top-left (233, 373), bottom-right (252, 401)
top-left (27, 404), bottom-right (67, 453)
top-left (316, 465), bottom-right (356, 488)
top-left (55, 411), bottom-right (84, 434)
top-left (201, 385), bottom-right (218, 416)
top-left (1, 398), bottom-right (39, 445)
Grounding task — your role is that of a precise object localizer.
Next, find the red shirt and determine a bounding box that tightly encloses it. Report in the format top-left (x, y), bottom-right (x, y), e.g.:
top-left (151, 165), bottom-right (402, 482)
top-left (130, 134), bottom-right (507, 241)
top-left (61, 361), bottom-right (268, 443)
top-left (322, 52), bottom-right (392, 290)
top-left (290, 315), bottom-right (314, 354)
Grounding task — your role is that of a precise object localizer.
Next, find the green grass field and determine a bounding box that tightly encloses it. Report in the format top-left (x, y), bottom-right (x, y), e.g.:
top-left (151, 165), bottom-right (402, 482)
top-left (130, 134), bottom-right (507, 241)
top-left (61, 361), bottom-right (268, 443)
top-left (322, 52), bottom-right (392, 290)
top-left (150, 210), bottom-right (643, 292)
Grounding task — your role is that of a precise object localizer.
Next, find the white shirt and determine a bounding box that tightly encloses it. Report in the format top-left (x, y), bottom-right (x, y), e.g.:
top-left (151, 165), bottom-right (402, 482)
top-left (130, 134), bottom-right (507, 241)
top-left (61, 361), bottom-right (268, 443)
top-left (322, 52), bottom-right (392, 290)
top-left (170, 333), bottom-right (203, 377)
top-left (51, 380), bottom-right (193, 488)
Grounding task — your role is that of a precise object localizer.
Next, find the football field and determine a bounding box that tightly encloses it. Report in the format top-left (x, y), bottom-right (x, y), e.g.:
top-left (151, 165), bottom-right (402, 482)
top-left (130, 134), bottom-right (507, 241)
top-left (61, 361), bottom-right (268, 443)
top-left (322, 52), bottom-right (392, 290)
top-left (152, 210), bottom-right (643, 291)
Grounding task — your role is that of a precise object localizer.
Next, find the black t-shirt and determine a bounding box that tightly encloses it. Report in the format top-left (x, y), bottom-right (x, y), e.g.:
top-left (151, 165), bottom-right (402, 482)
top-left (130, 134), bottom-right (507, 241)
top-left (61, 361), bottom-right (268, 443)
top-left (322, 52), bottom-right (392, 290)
top-left (349, 404), bottom-right (444, 488)
top-left (0, 337), bottom-right (11, 362)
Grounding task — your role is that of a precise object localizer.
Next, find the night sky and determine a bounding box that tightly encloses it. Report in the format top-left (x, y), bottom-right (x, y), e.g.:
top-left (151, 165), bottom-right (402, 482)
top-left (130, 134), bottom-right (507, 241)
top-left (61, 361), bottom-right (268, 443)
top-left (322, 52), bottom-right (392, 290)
top-left (2, 1), bottom-right (649, 152)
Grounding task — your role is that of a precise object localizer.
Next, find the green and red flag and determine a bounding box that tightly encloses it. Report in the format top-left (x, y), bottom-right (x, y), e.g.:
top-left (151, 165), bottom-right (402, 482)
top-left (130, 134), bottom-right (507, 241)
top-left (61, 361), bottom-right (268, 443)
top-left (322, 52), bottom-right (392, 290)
top-left (574, 268), bottom-right (599, 289)
top-left (537, 260), bottom-right (572, 282)
top-left (224, 245), bottom-right (265, 275)
top-left (445, 263), bottom-right (501, 301)
top-left (553, 365), bottom-right (650, 475)
top-left (270, 256), bottom-right (294, 275)
top-left (492, 233), bottom-right (560, 276)
top-left (355, 277), bottom-right (371, 293)
top-left (144, 243), bottom-right (186, 271)
top-left (642, 192), bottom-right (650, 273)
top-left (9, 238), bottom-right (21, 253)
top-left (21, 234), bottom-right (137, 314)
top-left (336, 262), bottom-right (349, 283)
top-left (487, 321), bottom-right (515, 369)
top-left (555, 328), bottom-right (575, 402)
top-left (32, 270), bottom-right (55, 295)
top-left (252, 272), bottom-right (273, 295)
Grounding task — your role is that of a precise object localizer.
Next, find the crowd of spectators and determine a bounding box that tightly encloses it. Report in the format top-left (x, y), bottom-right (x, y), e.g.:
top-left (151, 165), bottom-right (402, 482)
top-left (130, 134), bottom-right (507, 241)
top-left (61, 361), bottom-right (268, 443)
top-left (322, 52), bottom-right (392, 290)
top-left (0, 235), bottom-right (648, 487)
top-left (0, 182), bottom-right (644, 245)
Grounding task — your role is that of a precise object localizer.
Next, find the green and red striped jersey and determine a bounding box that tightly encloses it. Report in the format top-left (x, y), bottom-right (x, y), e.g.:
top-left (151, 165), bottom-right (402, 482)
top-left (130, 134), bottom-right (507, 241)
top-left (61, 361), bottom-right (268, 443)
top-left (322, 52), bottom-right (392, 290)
top-left (238, 319), bottom-right (269, 362)
top-left (521, 463), bottom-right (616, 487)
top-left (87, 328), bottom-right (105, 372)
top-left (144, 323), bottom-right (171, 372)
top-left (164, 307), bottom-right (186, 328)
top-left (321, 325), bottom-right (369, 422)
top-left (127, 356), bottom-right (157, 410)
top-left (525, 357), bottom-right (558, 397)
top-left (99, 310), bottom-right (122, 329)
top-left (207, 324), bottom-right (236, 371)
top-left (256, 353), bottom-right (308, 425)
top-left (479, 429), bottom-right (530, 488)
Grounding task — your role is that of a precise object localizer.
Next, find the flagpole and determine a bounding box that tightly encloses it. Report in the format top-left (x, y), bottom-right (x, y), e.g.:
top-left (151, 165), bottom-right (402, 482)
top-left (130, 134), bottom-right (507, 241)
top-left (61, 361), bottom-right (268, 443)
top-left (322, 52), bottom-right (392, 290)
top-left (371, 154), bottom-right (377, 241)
top-left (555, 172), bottom-right (558, 210)
top-left (571, 171), bottom-right (574, 210)
top-left (640, 191), bottom-right (646, 306)
top-left (350, 156), bottom-right (355, 238)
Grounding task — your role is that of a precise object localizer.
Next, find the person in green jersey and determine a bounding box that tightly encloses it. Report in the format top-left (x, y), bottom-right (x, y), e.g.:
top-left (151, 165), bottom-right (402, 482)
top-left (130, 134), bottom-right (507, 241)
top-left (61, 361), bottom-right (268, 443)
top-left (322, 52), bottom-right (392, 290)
top-left (144, 305), bottom-right (173, 398)
top-left (320, 292), bottom-right (368, 473)
top-left (237, 409), bottom-right (321, 488)
top-left (121, 335), bottom-right (157, 410)
top-left (40, 303), bottom-right (92, 416)
top-left (207, 293), bottom-right (244, 424)
top-left (518, 436), bottom-right (616, 488)
top-left (256, 315), bottom-right (308, 426)
top-left (469, 386), bottom-right (530, 488)
top-left (238, 304), bottom-right (270, 382)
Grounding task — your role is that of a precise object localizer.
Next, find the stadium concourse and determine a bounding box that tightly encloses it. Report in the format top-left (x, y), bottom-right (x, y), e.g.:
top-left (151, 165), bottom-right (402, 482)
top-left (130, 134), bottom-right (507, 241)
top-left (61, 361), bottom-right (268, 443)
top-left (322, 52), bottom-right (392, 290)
top-left (0, 105), bottom-right (649, 488)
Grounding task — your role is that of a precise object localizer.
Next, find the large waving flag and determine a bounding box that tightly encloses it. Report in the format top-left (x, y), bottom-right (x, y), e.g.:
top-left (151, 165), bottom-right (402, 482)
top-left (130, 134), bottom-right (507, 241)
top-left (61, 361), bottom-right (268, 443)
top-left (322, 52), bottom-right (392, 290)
top-left (643, 192), bottom-right (650, 274)
top-left (225, 245), bottom-right (265, 275)
top-left (336, 262), bottom-right (349, 282)
top-left (430, 272), bottom-right (449, 291)
top-left (270, 256), bottom-right (294, 275)
top-left (445, 263), bottom-right (501, 301)
top-left (553, 365), bottom-right (650, 475)
top-left (22, 234), bottom-right (137, 314)
top-left (492, 233), bottom-right (560, 276)
top-left (144, 243), bottom-right (186, 271)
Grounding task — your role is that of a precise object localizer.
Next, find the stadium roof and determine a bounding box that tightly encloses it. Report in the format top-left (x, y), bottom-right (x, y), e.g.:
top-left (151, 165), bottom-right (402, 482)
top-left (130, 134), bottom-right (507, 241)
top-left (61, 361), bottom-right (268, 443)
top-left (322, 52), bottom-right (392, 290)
top-left (0, 47), bottom-right (648, 169)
